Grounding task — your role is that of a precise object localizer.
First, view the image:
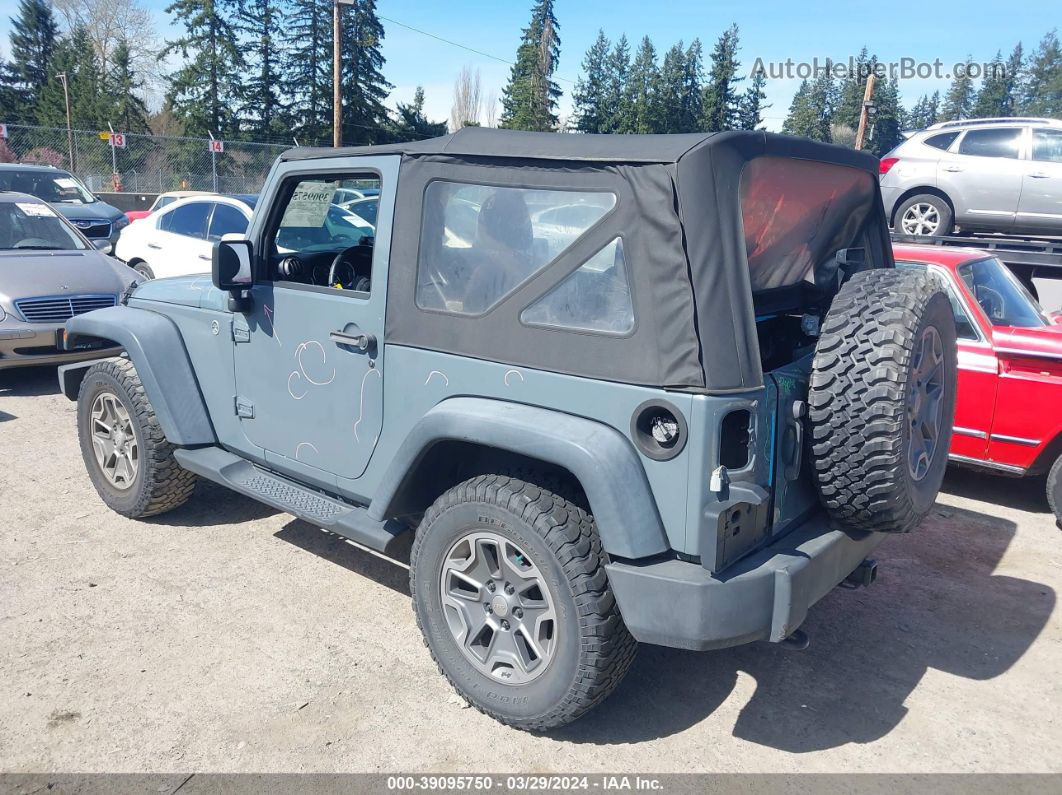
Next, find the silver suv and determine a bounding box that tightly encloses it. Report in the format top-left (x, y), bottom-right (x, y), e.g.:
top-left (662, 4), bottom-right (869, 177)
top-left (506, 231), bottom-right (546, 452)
top-left (880, 117), bottom-right (1062, 237)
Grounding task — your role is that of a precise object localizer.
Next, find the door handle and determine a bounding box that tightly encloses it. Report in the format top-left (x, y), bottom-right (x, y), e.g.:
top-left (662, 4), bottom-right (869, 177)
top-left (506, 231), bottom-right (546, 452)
top-left (330, 329), bottom-right (375, 352)
top-left (146, 242), bottom-right (161, 249)
top-left (1029, 172), bottom-right (1050, 179)
top-left (943, 165), bottom-right (964, 172)
top-left (198, 254), bottom-right (210, 260)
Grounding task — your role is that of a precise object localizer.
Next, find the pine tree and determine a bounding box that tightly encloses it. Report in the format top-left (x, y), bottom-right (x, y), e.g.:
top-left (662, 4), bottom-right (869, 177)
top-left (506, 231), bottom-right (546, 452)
top-left (105, 39), bottom-right (150, 133)
top-left (972, 51), bottom-right (1008, 117)
top-left (340, 0), bottom-right (392, 144)
top-left (602, 35), bottom-right (630, 133)
top-left (867, 76), bottom-right (903, 155)
top-left (834, 48), bottom-right (874, 130)
top-left (737, 70), bottom-right (768, 130)
top-left (652, 42), bottom-right (687, 133)
top-left (572, 29), bottom-right (611, 133)
top-left (388, 86), bottom-right (447, 142)
top-left (240, 0), bottom-right (289, 139)
top-left (942, 59), bottom-right (976, 120)
top-left (1000, 43), bottom-right (1024, 116)
top-left (624, 36), bottom-right (658, 134)
top-left (162, 0), bottom-right (245, 137)
top-left (1019, 30), bottom-right (1062, 117)
top-left (288, 0), bottom-right (332, 144)
top-left (37, 27), bottom-right (106, 129)
top-left (7, 0), bottom-right (61, 122)
top-left (0, 61), bottom-right (21, 121)
top-left (500, 0), bottom-right (562, 131)
top-left (700, 24), bottom-right (741, 131)
top-left (679, 39), bottom-right (704, 133)
top-left (782, 73), bottom-right (832, 142)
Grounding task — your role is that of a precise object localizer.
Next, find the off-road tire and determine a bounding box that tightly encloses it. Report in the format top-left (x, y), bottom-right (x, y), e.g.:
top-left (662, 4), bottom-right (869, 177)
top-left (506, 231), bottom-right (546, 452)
top-left (809, 269), bottom-right (958, 533)
top-left (1047, 454), bottom-right (1062, 529)
top-left (77, 357), bottom-right (197, 518)
top-left (410, 474), bottom-right (637, 731)
top-left (895, 193), bottom-right (954, 237)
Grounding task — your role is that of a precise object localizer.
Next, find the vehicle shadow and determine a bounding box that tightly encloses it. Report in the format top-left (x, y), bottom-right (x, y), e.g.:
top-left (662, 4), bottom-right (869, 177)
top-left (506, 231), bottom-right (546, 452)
top-left (0, 365), bottom-right (62, 397)
top-left (273, 517), bottom-right (411, 596)
top-left (940, 466), bottom-right (1049, 516)
top-left (553, 502), bottom-right (1054, 750)
top-left (146, 479), bottom-right (280, 526)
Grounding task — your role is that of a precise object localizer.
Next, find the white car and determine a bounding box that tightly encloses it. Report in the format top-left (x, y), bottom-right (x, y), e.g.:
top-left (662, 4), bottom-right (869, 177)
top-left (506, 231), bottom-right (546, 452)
top-left (115, 194), bottom-right (257, 279)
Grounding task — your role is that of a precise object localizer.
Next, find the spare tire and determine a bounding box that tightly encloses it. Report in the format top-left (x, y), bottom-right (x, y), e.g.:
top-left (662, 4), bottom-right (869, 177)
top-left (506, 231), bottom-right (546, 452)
top-left (809, 268), bottom-right (957, 533)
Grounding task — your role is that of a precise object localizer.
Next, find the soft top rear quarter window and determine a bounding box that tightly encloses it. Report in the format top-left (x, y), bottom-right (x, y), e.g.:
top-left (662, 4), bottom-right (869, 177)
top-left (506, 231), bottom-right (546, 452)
top-left (739, 156), bottom-right (876, 292)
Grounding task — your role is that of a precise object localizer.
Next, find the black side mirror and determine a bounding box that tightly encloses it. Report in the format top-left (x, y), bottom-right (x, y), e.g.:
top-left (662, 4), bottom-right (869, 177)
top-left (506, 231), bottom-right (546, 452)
top-left (212, 239), bottom-right (254, 291)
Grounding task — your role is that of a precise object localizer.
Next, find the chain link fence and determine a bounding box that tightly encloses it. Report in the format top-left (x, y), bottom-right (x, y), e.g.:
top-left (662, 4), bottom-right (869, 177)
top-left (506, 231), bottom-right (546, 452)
top-left (0, 124), bottom-right (290, 195)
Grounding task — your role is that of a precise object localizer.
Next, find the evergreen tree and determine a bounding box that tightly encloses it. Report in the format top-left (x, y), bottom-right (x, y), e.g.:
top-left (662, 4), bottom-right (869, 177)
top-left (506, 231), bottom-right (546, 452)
top-left (388, 86), bottom-right (447, 142)
top-left (240, 0), bottom-right (289, 139)
top-left (1001, 43), bottom-right (1025, 116)
top-left (942, 59), bottom-right (976, 120)
top-left (7, 0), bottom-right (61, 122)
top-left (652, 42), bottom-right (687, 133)
top-left (602, 34), bottom-right (630, 133)
top-left (973, 51), bottom-right (1008, 117)
top-left (782, 70), bottom-right (832, 142)
top-left (867, 76), bottom-right (903, 155)
top-left (288, 0), bottom-right (332, 145)
top-left (340, 0), bottom-right (392, 144)
top-left (736, 70), bottom-right (768, 130)
top-left (783, 80), bottom-right (814, 137)
top-left (500, 0), bottom-right (562, 131)
top-left (679, 39), bottom-right (704, 133)
top-left (162, 0), bottom-right (245, 137)
top-left (0, 61), bottom-right (21, 121)
top-left (700, 24), bottom-right (741, 131)
top-left (624, 36), bottom-right (658, 134)
top-left (37, 26), bottom-right (106, 129)
top-left (1019, 30), bottom-right (1062, 117)
top-left (105, 39), bottom-right (150, 133)
top-left (572, 29), bottom-right (611, 133)
top-left (834, 48), bottom-right (874, 130)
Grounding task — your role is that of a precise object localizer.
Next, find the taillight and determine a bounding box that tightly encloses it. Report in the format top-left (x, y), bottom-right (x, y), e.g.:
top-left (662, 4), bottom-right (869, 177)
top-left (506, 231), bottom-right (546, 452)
top-left (879, 157), bottom-right (899, 176)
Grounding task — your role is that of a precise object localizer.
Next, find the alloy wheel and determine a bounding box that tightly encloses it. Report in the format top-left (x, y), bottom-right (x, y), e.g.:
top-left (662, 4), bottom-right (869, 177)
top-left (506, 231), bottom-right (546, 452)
top-left (900, 203), bottom-right (941, 236)
top-left (90, 392), bottom-right (139, 489)
top-left (907, 326), bottom-right (946, 481)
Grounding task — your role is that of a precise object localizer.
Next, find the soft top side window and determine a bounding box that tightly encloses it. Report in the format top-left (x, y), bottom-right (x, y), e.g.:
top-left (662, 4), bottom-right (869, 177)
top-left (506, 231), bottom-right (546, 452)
top-left (415, 182), bottom-right (616, 316)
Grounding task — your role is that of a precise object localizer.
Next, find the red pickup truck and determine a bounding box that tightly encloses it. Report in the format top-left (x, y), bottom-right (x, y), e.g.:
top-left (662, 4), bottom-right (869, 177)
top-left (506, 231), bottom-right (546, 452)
top-left (893, 244), bottom-right (1062, 525)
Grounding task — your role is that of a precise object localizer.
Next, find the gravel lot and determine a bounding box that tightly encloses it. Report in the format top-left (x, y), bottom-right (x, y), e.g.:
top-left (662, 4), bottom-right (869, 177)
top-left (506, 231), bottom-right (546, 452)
top-left (1, 365), bottom-right (1059, 774)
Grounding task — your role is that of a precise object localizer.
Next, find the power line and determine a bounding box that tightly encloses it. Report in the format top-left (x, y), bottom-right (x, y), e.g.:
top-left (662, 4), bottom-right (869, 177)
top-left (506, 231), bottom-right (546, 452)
top-left (380, 14), bottom-right (578, 86)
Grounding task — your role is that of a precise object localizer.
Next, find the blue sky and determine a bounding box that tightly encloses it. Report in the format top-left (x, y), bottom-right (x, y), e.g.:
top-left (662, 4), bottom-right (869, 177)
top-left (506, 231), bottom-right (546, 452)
top-left (2, 0), bottom-right (1058, 132)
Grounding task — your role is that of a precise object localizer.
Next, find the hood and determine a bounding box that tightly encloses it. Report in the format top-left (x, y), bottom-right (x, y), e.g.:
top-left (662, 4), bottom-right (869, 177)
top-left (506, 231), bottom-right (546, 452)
top-left (0, 249), bottom-right (136, 307)
top-left (992, 325), bottom-right (1062, 361)
top-left (51, 201), bottom-right (125, 224)
top-left (127, 274), bottom-right (229, 312)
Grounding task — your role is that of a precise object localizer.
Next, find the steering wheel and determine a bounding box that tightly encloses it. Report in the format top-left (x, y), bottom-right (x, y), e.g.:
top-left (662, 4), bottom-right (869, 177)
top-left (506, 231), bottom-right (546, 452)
top-left (327, 245), bottom-right (370, 292)
top-left (976, 285), bottom-right (1005, 321)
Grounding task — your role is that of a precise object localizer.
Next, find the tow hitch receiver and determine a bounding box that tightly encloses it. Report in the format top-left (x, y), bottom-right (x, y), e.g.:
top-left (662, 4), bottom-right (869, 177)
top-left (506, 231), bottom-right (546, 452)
top-left (842, 558), bottom-right (878, 589)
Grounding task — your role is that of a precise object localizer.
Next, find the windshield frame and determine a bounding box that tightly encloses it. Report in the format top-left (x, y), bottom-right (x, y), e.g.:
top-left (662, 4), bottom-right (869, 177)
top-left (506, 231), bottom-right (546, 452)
top-left (956, 256), bottom-right (1048, 330)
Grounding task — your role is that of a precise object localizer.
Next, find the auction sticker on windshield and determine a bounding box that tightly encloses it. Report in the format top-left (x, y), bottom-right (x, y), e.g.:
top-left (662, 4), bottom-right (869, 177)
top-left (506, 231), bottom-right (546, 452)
top-left (16, 202), bottom-right (57, 217)
top-left (280, 182), bottom-right (337, 227)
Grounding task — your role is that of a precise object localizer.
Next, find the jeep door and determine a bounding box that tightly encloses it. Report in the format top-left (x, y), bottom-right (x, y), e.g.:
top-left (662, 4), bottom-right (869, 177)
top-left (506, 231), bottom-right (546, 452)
top-left (232, 156), bottom-right (398, 489)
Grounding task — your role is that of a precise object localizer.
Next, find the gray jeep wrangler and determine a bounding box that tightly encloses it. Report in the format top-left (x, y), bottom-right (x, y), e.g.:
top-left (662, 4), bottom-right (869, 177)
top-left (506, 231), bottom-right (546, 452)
top-left (59, 128), bottom-right (957, 731)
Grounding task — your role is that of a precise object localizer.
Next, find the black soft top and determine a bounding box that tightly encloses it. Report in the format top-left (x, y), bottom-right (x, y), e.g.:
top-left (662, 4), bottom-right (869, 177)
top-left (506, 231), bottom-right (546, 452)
top-left (283, 129), bottom-right (888, 392)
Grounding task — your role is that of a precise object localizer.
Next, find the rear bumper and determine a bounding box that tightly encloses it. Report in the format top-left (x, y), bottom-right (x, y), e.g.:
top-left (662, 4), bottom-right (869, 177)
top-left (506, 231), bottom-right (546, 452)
top-left (606, 514), bottom-right (884, 651)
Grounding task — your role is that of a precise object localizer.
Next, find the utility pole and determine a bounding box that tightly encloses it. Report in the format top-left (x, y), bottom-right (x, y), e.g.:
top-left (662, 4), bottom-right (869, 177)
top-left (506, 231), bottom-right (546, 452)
top-left (854, 73), bottom-right (877, 151)
top-left (57, 73), bottom-right (75, 172)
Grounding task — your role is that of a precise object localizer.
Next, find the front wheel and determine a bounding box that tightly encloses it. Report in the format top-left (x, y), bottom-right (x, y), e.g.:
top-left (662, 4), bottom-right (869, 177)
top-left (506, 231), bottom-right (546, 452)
top-left (131, 262), bottom-right (154, 280)
top-left (1048, 454), bottom-right (1062, 529)
top-left (410, 474), bottom-right (637, 731)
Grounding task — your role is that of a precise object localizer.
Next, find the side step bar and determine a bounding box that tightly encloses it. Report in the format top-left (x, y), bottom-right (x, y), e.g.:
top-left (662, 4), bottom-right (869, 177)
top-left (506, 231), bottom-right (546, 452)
top-left (173, 447), bottom-right (409, 557)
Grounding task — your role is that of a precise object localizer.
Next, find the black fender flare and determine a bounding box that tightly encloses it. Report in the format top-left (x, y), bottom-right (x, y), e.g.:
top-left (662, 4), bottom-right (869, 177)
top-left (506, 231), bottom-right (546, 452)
top-left (58, 306), bottom-right (216, 446)
top-left (368, 397), bottom-right (671, 560)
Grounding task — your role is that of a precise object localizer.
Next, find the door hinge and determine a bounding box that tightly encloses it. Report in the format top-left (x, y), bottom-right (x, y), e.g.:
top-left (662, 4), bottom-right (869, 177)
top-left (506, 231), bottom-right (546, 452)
top-left (235, 395), bottom-right (254, 418)
top-left (232, 323), bottom-right (251, 343)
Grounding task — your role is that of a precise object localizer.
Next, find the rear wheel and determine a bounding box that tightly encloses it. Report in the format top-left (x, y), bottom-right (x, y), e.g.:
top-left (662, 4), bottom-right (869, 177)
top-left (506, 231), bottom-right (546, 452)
top-left (77, 358), bottom-right (197, 517)
top-left (410, 474), bottom-right (636, 731)
top-left (809, 269), bottom-right (958, 533)
top-left (131, 261), bottom-right (154, 280)
top-left (895, 194), bottom-right (954, 237)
